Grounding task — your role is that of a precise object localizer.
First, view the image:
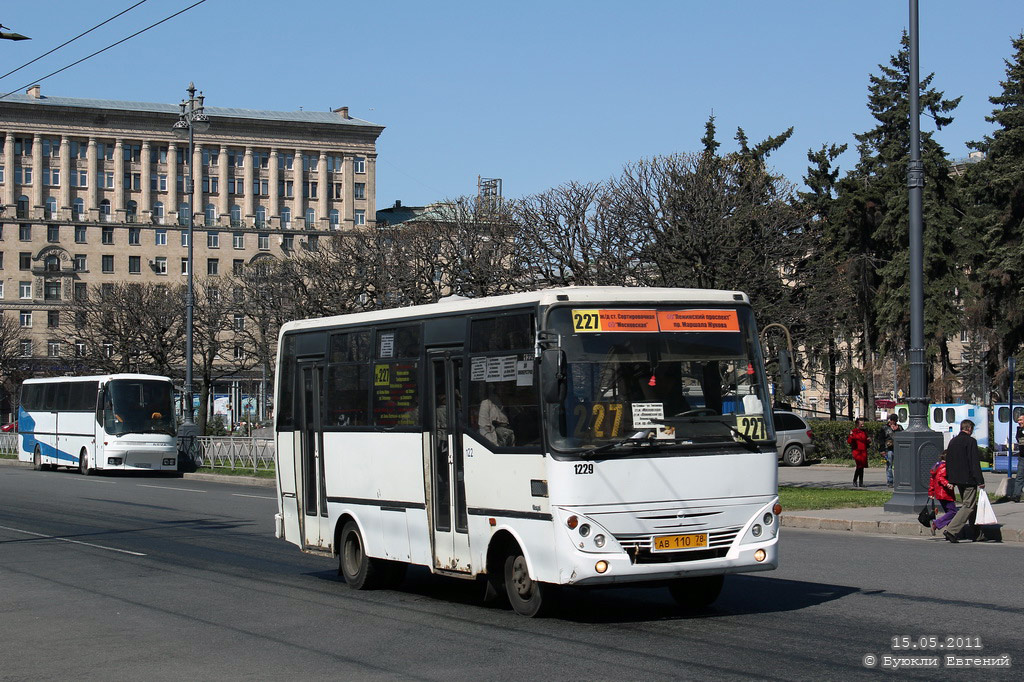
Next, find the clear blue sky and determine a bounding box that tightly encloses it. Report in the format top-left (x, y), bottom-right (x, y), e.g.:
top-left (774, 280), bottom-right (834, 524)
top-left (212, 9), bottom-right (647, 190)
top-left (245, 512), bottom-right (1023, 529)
top-left (3, 1), bottom-right (1021, 207)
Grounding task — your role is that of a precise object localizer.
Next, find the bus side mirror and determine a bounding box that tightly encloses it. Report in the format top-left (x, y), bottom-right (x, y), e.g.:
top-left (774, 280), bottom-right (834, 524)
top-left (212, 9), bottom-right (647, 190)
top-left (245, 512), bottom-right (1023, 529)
top-left (779, 349), bottom-right (800, 396)
top-left (541, 348), bottom-right (566, 404)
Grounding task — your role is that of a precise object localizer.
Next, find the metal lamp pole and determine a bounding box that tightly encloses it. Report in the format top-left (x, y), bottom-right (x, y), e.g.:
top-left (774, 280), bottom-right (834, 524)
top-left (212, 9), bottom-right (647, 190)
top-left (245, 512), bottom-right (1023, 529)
top-left (172, 82), bottom-right (209, 430)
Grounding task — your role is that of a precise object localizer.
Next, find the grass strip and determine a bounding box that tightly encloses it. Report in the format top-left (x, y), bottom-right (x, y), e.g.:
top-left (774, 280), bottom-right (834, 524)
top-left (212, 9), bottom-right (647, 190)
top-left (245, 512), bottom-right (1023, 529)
top-left (196, 466), bottom-right (275, 479)
top-left (779, 485), bottom-right (892, 511)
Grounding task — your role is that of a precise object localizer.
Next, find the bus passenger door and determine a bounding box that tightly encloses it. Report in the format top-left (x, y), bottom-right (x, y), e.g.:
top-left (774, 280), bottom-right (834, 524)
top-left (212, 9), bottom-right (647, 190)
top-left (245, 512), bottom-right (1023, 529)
top-left (428, 352), bottom-right (471, 573)
top-left (297, 360), bottom-right (328, 550)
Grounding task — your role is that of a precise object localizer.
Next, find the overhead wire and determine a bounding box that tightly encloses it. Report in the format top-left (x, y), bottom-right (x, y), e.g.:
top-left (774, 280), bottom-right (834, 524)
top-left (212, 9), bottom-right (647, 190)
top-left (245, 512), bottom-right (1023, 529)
top-left (0, 0), bottom-right (208, 101)
top-left (0, 0), bottom-right (150, 84)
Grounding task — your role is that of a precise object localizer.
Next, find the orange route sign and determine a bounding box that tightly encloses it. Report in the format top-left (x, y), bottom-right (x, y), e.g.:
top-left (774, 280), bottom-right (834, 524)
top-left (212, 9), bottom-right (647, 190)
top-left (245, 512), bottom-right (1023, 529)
top-left (657, 309), bottom-right (740, 332)
top-left (571, 309), bottom-right (658, 332)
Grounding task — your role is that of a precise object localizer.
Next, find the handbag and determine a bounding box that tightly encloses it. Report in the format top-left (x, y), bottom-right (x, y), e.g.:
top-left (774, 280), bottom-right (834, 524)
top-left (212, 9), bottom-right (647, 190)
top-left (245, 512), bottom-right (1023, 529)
top-left (917, 500), bottom-right (936, 528)
top-left (975, 490), bottom-right (998, 526)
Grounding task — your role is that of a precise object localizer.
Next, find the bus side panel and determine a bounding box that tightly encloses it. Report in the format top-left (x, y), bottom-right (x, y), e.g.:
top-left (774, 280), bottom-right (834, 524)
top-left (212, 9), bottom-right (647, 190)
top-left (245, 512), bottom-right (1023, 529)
top-left (20, 410), bottom-right (57, 465)
top-left (276, 433), bottom-right (301, 546)
top-left (56, 412), bottom-right (95, 467)
top-left (322, 432), bottom-right (424, 562)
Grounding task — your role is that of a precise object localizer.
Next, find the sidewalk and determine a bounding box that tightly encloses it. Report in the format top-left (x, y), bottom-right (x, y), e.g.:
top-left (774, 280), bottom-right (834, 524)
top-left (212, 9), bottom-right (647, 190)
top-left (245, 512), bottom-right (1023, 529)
top-left (779, 464), bottom-right (1024, 543)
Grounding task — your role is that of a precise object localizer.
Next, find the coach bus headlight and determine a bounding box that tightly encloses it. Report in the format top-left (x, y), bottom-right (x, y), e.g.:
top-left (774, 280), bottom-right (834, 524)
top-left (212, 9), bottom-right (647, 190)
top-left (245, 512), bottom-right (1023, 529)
top-left (763, 512), bottom-right (774, 526)
top-left (751, 524), bottom-right (763, 537)
top-left (107, 457), bottom-right (122, 465)
top-left (595, 561), bottom-right (608, 574)
top-left (754, 549), bottom-right (767, 562)
top-left (594, 534), bottom-right (606, 548)
top-left (578, 524), bottom-right (591, 537)
top-left (163, 458), bottom-right (176, 466)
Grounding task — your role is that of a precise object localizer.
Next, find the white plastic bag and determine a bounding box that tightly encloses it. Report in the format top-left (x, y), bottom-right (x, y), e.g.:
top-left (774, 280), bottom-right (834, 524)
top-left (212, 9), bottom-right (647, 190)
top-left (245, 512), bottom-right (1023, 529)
top-left (976, 490), bottom-right (998, 526)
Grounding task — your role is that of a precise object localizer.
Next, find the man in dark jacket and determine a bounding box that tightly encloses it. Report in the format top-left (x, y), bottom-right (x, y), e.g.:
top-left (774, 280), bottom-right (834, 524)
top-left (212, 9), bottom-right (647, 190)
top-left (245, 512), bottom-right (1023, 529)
top-left (943, 419), bottom-right (985, 543)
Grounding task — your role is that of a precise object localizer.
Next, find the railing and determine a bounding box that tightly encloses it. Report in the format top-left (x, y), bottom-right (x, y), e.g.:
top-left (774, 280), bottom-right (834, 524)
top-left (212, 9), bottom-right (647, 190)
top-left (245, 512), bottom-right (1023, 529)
top-left (0, 433), bottom-right (17, 455)
top-left (189, 436), bottom-right (275, 472)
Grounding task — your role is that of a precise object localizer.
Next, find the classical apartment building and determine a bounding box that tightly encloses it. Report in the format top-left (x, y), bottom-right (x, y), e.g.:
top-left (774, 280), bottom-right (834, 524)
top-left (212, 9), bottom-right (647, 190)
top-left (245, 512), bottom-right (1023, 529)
top-left (0, 85), bottom-right (384, 368)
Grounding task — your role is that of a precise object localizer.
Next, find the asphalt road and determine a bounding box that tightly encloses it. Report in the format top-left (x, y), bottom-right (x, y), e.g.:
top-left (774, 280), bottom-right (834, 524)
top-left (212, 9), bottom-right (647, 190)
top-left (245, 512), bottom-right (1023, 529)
top-left (1, 464), bottom-right (1021, 681)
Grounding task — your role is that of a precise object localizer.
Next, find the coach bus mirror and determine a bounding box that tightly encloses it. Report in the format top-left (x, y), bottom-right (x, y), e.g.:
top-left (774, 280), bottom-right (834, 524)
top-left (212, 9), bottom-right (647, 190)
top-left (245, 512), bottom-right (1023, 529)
top-left (778, 349), bottom-right (800, 396)
top-left (541, 348), bottom-right (567, 404)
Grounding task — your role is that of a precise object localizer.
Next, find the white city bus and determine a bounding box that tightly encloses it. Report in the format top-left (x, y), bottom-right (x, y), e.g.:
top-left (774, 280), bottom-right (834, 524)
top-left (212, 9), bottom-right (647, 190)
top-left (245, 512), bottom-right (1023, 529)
top-left (19, 374), bottom-right (178, 473)
top-left (274, 287), bottom-right (789, 616)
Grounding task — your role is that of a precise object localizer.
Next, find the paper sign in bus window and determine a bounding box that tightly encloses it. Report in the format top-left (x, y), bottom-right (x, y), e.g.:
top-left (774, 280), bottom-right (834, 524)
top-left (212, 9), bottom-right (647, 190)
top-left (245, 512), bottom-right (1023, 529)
top-left (631, 402), bottom-right (665, 428)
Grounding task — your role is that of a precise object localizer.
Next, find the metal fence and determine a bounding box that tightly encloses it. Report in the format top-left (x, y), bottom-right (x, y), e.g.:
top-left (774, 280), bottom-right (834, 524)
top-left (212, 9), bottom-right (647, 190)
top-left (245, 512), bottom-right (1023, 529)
top-left (191, 436), bottom-right (275, 472)
top-left (0, 433), bottom-right (17, 455)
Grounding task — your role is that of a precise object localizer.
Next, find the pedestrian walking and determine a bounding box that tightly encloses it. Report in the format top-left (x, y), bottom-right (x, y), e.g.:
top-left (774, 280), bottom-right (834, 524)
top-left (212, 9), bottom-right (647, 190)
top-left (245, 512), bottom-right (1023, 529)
top-left (928, 451), bottom-right (957, 534)
top-left (847, 417), bottom-right (870, 487)
top-left (882, 414), bottom-right (902, 487)
top-left (942, 419), bottom-right (985, 543)
top-left (1011, 413), bottom-right (1024, 503)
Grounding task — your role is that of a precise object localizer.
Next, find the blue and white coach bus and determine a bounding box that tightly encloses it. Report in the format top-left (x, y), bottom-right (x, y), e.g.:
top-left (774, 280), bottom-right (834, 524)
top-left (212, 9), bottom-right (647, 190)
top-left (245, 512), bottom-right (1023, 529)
top-left (19, 374), bottom-right (178, 473)
top-left (274, 287), bottom-right (792, 616)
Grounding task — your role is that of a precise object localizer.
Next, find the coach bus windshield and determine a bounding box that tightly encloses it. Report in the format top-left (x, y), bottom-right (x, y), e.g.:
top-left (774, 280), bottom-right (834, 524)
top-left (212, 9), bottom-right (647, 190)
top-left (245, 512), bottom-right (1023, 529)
top-left (104, 379), bottom-right (176, 436)
top-left (545, 306), bottom-right (773, 454)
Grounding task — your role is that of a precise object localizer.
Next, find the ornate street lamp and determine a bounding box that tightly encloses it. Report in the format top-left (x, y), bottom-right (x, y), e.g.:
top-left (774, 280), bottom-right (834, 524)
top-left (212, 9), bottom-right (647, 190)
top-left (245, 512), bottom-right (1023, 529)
top-left (172, 82), bottom-right (210, 434)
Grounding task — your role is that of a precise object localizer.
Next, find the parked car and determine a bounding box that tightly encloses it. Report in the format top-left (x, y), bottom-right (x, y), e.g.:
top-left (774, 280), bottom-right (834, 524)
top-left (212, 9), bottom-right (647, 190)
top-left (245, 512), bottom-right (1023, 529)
top-left (774, 411), bottom-right (814, 466)
top-left (1, 422), bottom-right (16, 432)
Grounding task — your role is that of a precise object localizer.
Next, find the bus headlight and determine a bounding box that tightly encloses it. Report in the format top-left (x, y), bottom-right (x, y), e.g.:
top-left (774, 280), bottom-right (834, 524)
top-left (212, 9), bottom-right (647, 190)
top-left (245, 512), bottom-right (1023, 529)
top-left (763, 512), bottom-right (774, 525)
top-left (594, 534), bottom-right (606, 548)
top-left (578, 524), bottom-right (591, 537)
top-left (751, 524), bottom-right (763, 537)
top-left (107, 457), bottom-right (123, 465)
top-left (163, 458), bottom-right (176, 466)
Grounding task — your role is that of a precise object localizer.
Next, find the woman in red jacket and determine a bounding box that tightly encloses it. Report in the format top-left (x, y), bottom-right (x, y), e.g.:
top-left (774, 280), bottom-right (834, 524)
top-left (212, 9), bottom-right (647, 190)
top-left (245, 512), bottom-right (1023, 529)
top-left (847, 418), bottom-right (870, 487)
top-left (928, 452), bottom-right (957, 533)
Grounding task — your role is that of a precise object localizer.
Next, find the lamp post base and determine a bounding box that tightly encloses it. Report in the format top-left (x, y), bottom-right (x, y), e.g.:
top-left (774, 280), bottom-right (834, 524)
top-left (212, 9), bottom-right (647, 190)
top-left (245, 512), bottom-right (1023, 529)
top-left (884, 427), bottom-right (943, 513)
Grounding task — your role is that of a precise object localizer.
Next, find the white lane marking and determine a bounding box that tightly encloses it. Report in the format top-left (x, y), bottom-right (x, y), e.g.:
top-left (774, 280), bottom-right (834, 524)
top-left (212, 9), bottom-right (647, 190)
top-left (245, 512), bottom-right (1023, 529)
top-left (0, 524), bottom-right (147, 556)
top-left (137, 484), bottom-right (206, 493)
top-left (67, 477), bottom-right (115, 484)
top-left (231, 493), bottom-right (276, 500)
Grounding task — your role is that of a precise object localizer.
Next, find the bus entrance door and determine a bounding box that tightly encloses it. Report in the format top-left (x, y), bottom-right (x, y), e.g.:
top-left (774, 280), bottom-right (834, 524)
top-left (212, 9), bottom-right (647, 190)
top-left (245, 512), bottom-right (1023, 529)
top-left (297, 360), bottom-right (329, 550)
top-left (428, 353), bottom-right (471, 573)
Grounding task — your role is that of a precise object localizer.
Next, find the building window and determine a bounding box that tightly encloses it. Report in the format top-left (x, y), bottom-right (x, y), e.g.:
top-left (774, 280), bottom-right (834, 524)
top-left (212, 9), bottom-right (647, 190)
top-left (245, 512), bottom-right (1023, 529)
top-left (233, 345), bottom-right (244, 361)
top-left (74, 254), bottom-right (87, 272)
top-left (354, 183), bottom-right (366, 200)
top-left (15, 167), bottom-right (32, 185)
top-left (19, 224), bottom-right (31, 241)
top-left (71, 170), bottom-right (88, 188)
top-left (102, 255), bottom-right (114, 273)
top-left (43, 168), bottom-right (60, 187)
top-left (44, 281), bottom-right (61, 300)
top-left (48, 310), bottom-right (60, 328)
top-left (154, 256), bottom-right (167, 274)
top-left (19, 340), bottom-right (31, 357)
top-left (153, 202), bottom-right (165, 224)
top-left (326, 155), bottom-right (343, 172)
top-left (258, 233), bottom-right (269, 250)
top-left (155, 229), bottom-right (167, 246)
top-left (232, 259), bottom-right (244, 275)
top-left (19, 311), bottom-right (32, 327)
top-left (281, 235), bottom-right (294, 252)
top-left (181, 230), bottom-right (189, 247)
top-left (205, 204), bottom-right (216, 225)
top-left (75, 340), bottom-right (86, 357)
top-left (19, 252), bottom-right (31, 270)
top-left (255, 205), bottom-right (266, 227)
top-left (207, 259), bottom-right (219, 276)
top-left (181, 258), bottom-right (189, 275)
top-left (281, 207), bottom-right (291, 229)
top-left (354, 210), bottom-right (366, 226)
top-left (47, 340), bottom-right (61, 358)
top-left (74, 282), bottom-right (86, 301)
top-left (129, 256), bottom-right (141, 274)
top-left (329, 209), bottom-right (340, 229)
top-left (47, 225), bottom-right (60, 242)
top-left (207, 231), bottom-right (220, 248)
top-left (128, 227), bottom-right (141, 245)
top-left (353, 157), bottom-right (366, 173)
top-left (101, 283), bottom-right (114, 301)
top-left (14, 137), bottom-right (33, 156)
top-left (74, 224), bottom-right (87, 242)
top-left (123, 144), bottom-right (141, 163)
top-left (19, 282), bottom-right (32, 299)
top-left (102, 226), bottom-right (114, 244)
top-left (103, 343), bottom-right (113, 358)
top-left (230, 205), bottom-right (241, 227)
top-left (207, 286), bottom-right (220, 302)
top-left (278, 153), bottom-right (294, 170)
top-left (233, 232), bottom-right (244, 249)
top-left (305, 208), bottom-right (316, 226)
top-left (99, 199), bottom-right (111, 221)
top-left (234, 314), bottom-right (245, 331)
top-left (303, 182), bottom-right (318, 199)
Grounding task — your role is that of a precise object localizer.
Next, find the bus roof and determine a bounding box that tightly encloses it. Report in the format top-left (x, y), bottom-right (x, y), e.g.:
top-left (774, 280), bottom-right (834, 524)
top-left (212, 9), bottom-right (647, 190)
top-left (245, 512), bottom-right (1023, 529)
top-left (22, 373), bottom-right (172, 384)
top-left (279, 286), bottom-right (750, 336)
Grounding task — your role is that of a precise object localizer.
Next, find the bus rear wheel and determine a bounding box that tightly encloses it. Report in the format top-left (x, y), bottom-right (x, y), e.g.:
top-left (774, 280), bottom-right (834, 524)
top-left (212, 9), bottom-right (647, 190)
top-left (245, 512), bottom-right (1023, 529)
top-left (78, 449), bottom-right (93, 476)
top-left (339, 520), bottom-right (384, 590)
top-left (503, 550), bottom-right (551, 617)
top-left (32, 446), bottom-right (44, 471)
top-left (668, 574), bottom-right (724, 610)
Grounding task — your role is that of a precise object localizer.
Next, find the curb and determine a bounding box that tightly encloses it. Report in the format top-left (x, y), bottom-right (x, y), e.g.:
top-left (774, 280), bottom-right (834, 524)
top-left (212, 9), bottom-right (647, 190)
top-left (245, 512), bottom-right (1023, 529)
top-left (781, 514), bottom-right (1023, 543)
top-left (183, 472), bottom-right (275, 488)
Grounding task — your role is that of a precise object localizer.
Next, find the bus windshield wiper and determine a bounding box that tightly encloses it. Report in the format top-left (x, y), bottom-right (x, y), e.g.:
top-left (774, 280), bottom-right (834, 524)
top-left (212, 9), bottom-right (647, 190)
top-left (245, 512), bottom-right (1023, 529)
top-left (581, 433), bottom-right (661, 459)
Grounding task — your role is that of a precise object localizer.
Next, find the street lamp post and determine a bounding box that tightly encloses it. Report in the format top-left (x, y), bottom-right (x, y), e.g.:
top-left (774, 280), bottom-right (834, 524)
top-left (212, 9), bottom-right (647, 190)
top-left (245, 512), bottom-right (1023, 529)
top-left (172, 83), bottom-right (209, 435)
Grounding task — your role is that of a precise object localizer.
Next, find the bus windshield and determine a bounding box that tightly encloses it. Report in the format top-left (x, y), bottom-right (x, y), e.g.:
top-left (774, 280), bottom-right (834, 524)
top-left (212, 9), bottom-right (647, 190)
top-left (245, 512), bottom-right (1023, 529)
top-left (104, 379), bottom-right (176, 436)
top-left (545, 306), bottom-right (773, 453)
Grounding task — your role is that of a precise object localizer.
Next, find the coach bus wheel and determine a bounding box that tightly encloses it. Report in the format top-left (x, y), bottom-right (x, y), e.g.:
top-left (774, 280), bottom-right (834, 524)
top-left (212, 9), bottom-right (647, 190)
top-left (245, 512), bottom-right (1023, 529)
top-left (33, 446), bottom-right (44, 471)
top-left (503, 550), bottom-right (550, 617)
top-left (339, 520), bottom-right (381, 590)
top-left (668, 574), bottom-right (724, 610)
top-left (79, 449), bottom-right (93, 476)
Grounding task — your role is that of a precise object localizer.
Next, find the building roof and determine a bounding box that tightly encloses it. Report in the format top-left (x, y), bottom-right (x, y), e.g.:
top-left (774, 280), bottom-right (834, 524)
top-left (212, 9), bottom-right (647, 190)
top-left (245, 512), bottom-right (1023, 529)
top-left (0, 92), bottom-right (381, 129)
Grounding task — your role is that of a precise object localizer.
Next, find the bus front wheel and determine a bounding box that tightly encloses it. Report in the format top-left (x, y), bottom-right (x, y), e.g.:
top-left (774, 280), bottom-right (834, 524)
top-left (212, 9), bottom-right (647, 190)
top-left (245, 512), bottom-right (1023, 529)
top-left (503, 550), bottom-right (551, 617)
top-left (339, 520), bottom-right (383, 590)
top-left (668, 574), bottom-right (724, 610)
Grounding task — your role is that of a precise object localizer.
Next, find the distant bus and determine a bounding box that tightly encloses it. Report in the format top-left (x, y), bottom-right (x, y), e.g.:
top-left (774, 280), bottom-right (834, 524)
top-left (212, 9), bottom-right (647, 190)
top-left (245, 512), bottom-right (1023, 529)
top-left (893, 403), bottom-right (989, 448)
top-left (19, 374), bottom-right (178, 473)
top-left (993, 404), bottom-right (1024, 452)
top-left (274, 287), bottom-right (786, 616)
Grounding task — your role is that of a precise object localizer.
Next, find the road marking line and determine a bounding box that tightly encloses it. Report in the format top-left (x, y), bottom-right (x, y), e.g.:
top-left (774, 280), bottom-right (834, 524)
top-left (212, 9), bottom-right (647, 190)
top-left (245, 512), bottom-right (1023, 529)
top-left (231, 493), bottom-right (276, 500)
top-left (0, 524), bottom-right (146, 556)
top-left (137, 484), bottom-right (206, 493)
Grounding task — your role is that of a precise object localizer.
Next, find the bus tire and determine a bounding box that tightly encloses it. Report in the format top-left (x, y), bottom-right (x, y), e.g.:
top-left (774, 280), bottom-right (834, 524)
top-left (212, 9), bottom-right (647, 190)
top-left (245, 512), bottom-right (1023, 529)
top-left (668, 574), bottom-right (724, 610)
top-left (503, 550), bottom-right (551, 617)
top-left (338, 520), bottom-right (381, 590)
top-left (79, 449), bottom-right (93, 476)
top-left (33, 446), bottom-right (43, 471)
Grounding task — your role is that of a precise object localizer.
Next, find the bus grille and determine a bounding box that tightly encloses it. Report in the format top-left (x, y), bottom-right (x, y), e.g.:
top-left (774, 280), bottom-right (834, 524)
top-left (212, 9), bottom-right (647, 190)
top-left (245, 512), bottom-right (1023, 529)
top-left (615, 526), bottom-right (741, 564)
